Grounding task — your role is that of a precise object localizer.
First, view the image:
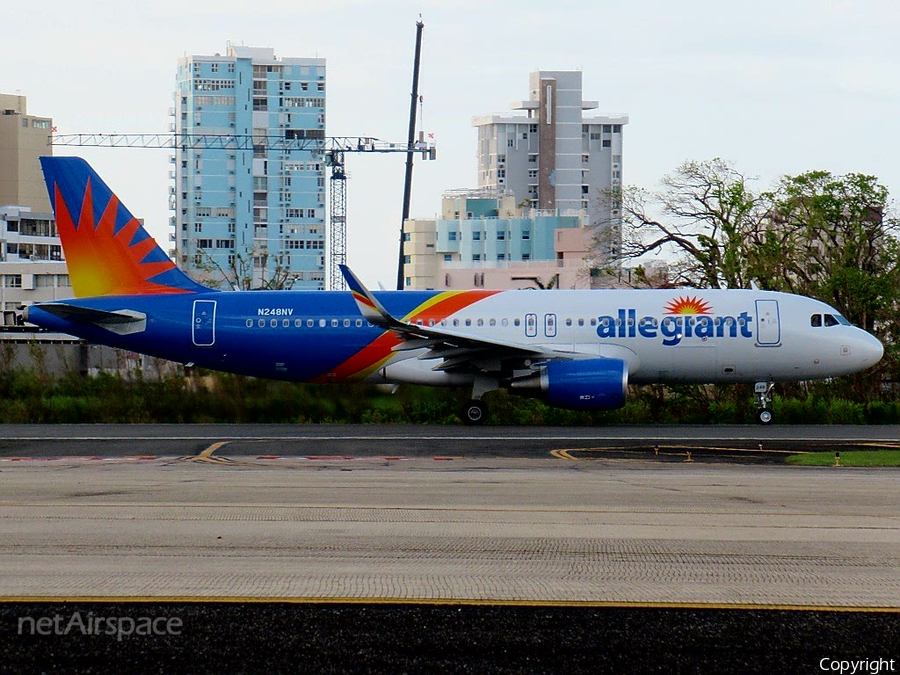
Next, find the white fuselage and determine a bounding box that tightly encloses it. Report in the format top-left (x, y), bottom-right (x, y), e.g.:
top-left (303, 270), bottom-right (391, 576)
top-left (367, 289), bottom-right (883, 387)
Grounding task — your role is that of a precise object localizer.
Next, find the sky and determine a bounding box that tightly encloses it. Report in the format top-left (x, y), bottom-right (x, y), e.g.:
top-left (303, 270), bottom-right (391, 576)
top-left (5, 0), bottom-right (899, 287)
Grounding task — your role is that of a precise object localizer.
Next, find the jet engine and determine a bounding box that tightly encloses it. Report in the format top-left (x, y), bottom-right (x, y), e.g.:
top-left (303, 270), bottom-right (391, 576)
top-left (510, 358), bottom-right (628, 411)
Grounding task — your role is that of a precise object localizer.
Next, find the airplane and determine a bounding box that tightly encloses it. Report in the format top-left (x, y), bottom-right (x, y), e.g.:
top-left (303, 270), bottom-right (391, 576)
top-left (23, 156), bottom-right (884, 425)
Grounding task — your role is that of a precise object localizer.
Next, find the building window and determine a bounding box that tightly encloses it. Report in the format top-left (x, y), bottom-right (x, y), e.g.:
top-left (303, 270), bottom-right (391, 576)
top-left (472, 231), bottom-right (481, 241)
top-left (448, 231), bottom-right (457, 241)
top-left (522, 230), bottom-right (530, 240)
top-left (472, 254), bottom-right (481, 262)
top-left (497, 231), bottom-right (506, 240)
top-left (528, 154), bottom-right (537, 163)
top-left (4, 274), bottom-right (22, 288)
top-left (602, 139), bottom-right (611, 148)
top-left (443, 254), bottom-right (452, 262)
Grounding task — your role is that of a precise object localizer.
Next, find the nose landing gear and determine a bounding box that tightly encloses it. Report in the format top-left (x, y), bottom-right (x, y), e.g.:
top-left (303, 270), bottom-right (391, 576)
top-left (755, 381), bottom-right (775, 424)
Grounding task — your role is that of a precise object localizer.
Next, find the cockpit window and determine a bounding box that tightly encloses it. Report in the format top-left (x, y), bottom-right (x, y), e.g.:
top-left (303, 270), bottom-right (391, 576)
top-left (835, 314), bottom-right (851, 326)
top-left (824, 314), bottom-right (839, 327)
top-left (810, 314), bottom-right (822, 327)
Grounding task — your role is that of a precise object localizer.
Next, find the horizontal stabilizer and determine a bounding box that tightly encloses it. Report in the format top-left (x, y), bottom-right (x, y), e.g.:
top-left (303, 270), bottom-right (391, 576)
top-left (37, 304), bottom-right (147, 335)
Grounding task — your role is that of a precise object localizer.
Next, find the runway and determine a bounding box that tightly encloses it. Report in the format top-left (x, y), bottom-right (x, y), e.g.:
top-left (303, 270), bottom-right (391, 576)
top-left (1, 425), bottom-right (898, 607)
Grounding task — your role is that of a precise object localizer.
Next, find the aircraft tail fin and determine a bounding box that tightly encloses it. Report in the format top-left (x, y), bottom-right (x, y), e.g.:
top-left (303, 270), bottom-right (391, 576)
top-left (39, 156), bottom-right (210, 298)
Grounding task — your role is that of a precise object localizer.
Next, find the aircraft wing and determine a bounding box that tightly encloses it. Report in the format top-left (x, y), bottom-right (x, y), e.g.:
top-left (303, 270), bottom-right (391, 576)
top-left (341, 265), bottom-right (574, 374)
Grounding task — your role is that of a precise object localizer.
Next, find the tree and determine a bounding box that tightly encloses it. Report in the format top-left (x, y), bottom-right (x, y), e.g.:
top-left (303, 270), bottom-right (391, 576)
top-left (193, 245), bottom-right (300, 291)
top-left (617, 158), bottom-right (769, 289)
top-left (616, 159), bottom-right (900, 401)
top-left (767, 171), bottom-right (900, 333)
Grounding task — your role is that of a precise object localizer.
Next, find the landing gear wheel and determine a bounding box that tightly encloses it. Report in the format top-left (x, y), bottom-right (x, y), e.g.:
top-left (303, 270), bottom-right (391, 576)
top-left (462, 400), bottom-right (488, 426)
top-left (756, 408), bottom-right (774, 425)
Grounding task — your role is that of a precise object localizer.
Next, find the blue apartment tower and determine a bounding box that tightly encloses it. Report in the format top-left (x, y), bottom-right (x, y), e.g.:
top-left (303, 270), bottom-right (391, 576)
top-left (173, 45), bottom-right (326, 289)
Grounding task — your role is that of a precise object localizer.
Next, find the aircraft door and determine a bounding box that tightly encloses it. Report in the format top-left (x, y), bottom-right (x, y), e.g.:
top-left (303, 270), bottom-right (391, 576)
top-left (192, 299), bottom-right (217, 347)
top-left (755, 299), bottom-right (780, 346)
top-left (525, 313), bottom-right (537, 338)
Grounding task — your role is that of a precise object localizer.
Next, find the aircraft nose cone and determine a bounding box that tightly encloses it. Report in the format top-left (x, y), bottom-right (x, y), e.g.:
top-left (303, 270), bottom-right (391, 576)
top-left (859, 331), bottom-right (884, 368)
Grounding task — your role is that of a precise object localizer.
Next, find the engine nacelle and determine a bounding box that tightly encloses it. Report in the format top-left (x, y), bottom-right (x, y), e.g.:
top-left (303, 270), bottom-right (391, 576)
top-left (512, 358), bottom-right (628, 411)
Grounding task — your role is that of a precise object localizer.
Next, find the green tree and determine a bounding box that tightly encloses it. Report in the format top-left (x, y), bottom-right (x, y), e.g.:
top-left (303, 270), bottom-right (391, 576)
top-left (618, 158), bottom-right (769, 289)
top-left (617, 160), bottom-right (900, 403)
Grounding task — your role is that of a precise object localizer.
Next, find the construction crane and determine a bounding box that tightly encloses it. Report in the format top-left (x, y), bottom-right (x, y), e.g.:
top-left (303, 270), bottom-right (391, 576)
top-left (50, 133), bottom-right (436, 290)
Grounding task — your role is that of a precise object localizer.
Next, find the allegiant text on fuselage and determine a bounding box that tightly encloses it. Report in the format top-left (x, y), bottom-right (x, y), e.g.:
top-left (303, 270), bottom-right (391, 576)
top-left (597, 309), bottom-right (754, 346)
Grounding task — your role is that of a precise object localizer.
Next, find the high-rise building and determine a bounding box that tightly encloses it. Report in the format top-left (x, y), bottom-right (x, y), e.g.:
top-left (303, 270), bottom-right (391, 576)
top-left (472, 71), bottom-right (627, 263)
top-left (0, 93), bottom-right (53, 213)
top-left (173, 45), bottom-right (327, 289)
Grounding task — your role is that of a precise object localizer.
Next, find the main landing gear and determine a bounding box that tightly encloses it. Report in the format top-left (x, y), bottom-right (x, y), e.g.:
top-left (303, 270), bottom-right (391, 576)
top-left (755, 381), bottom-right (775, 425)
top-left (461, 376), bottom-right (496, 426)
top-left (462, 399), bottom-right (488, 425)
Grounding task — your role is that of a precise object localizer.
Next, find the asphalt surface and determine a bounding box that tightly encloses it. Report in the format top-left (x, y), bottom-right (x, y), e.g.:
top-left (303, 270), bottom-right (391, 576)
top-left (2, 424), bottom-right (899, 673)
top-left (2, 423), bottom-right (899, 460)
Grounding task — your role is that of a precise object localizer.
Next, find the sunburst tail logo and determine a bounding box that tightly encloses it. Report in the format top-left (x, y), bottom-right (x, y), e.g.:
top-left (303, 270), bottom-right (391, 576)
top-left (664, 295), bottom-right (713, 315)
top-left (40, 157), bottom-right (209, 298)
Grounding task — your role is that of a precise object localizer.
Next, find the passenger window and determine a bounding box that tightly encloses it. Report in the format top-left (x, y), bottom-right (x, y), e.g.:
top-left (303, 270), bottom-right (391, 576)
top-left (319, 319), bottom-right (326, 328)
top-left (501, 318), bottom-right (509, 327)
top-left (270, 319), bottom-right (277, 328)
top-left (453, 319), bottom-right (460, 327)
top-left (514, 318), bottom-right (521, 327)
top-left (307, 319), bottom-right (314, 328)
top-left (343, 318), bottom-right (351, 327)
top-left (246, 319), bottom-right (253, 328)
top-left (356, 319), bottom-right (363, 327)
top-left (824, 314), bottom-right (839, 327)
top-left (428, 319), bottom-right (435, 327)
top-left (489, 318), bottom-right (496, 327)
top-left (258, 319), bottom-right (265, 328)
top-left (565, 318), bottom-right (572, 327)
top-left (590, 318), bottom-right (597, 326)
top-left (578, 318), bottom-right (585, 327)
top-left (331, 319), bottom-right (338, 328)
top-left (282, 318), bottom-right (289, 328)
top-left (465, 319), bottom-right (472, 327)
top-left (476, 318), bottom-right (483, 327)
top-left (810, 314), bottom-right (822, 327)
top-left (294, 319), bottom-right (302, 328)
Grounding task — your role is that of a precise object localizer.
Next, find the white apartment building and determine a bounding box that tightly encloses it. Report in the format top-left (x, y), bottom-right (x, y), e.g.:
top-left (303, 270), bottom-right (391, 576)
top-left (472, 71), bottom-right (627, 264)
top-left (0, 206), bottom-right (71, 324)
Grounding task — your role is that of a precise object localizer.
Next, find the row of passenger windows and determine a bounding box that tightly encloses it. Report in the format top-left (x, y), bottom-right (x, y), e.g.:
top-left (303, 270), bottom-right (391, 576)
top-left (245, 316), bottom-right (639, 330)
top-left (245, 315), bottom-right (758, 331)
top-left (248, 317), bottom-right (371, 329)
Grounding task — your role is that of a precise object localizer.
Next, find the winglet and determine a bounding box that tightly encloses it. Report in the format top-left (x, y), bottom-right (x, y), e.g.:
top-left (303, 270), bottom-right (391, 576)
top-left (340, 265), bottom-right (392, 327)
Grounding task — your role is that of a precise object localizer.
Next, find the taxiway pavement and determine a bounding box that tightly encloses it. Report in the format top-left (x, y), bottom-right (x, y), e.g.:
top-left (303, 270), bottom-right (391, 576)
top-left (1, 425), bottom-right (898, 608)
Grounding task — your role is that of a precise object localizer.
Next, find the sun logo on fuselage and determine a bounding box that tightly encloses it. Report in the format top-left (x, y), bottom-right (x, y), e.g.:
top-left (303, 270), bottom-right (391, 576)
top-left (664, 296), bottom-right (713, 315)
